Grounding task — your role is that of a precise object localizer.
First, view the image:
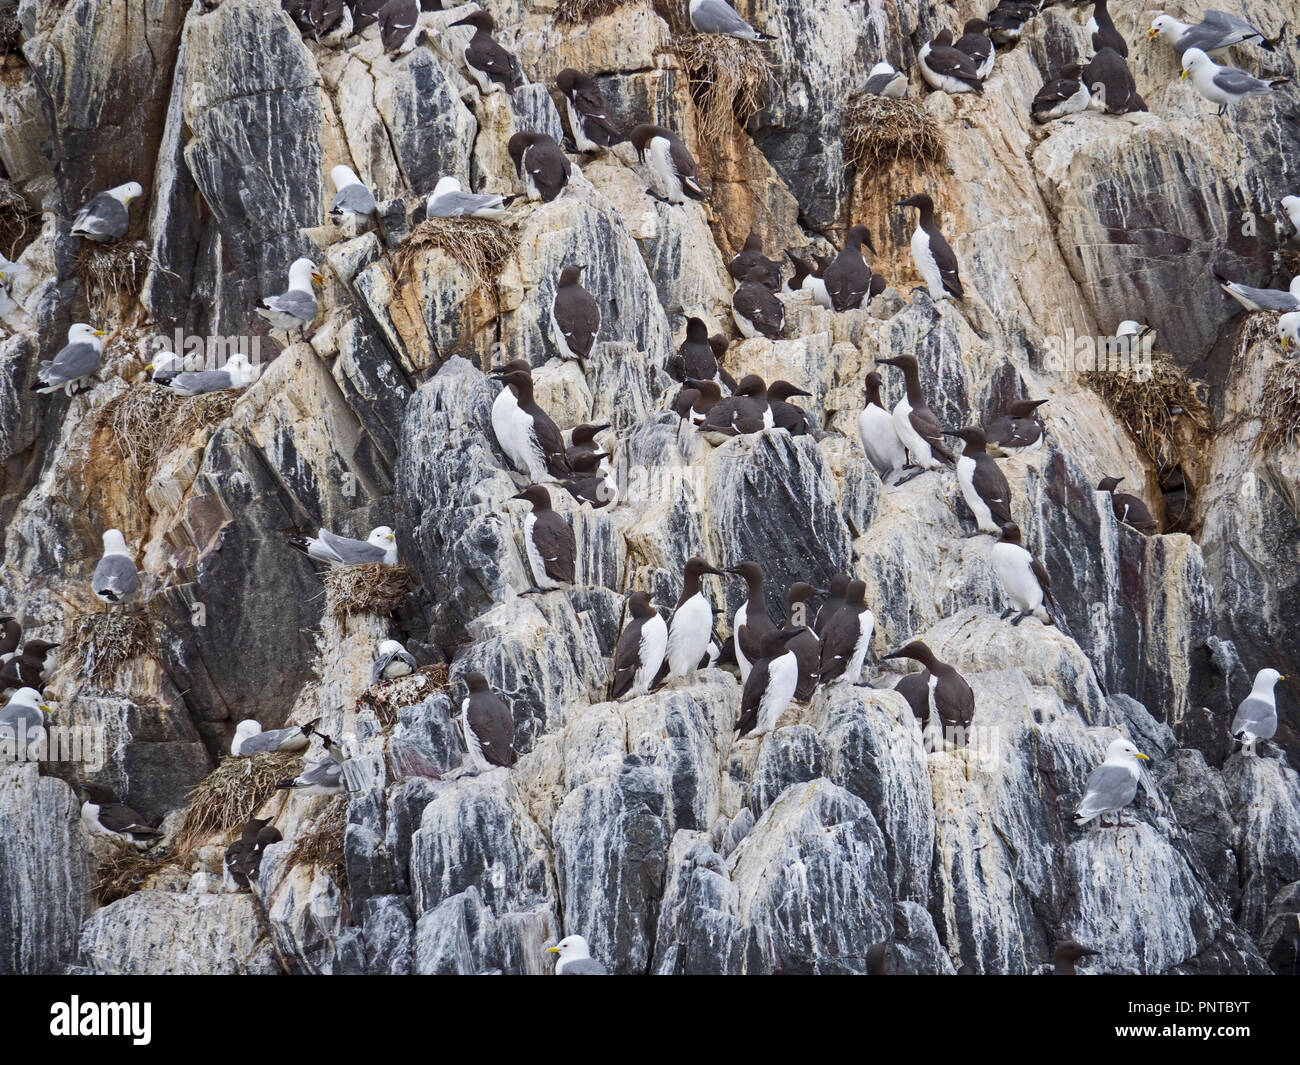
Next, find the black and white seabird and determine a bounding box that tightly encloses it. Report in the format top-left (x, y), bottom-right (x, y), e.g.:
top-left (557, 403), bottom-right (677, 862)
top-left (1181, 47), bottom-right (1287, 116)
top-left (1213, 268), bottom-right (1300, 312)
top-left (882, 641), bottom-right (975, 743)
top-left (896, 194), bottom-right (963, 301)
top-left (863, 61), bottom-right (908, 98)
top-left (817, 580), bottom-right (875, 686)
top-left (231, 717), bottom-right (318, 756)
top-left (371, 639), bottom-right (418, 685)
top-left (225, 817), bottom-right (280, 888)
top-left (512, 485), bottom-right (576, 591)
top-left (1052, 942), bottom-right (1101, 975)
top-left (1083, 37), bottom-right (1144, 114)
top-left (377, 0), bottom-right (419, 54)
top-left (729, 231), bottom-right (782, 290)
top-left (329, 165), bottom-right (377, 224)
top-left (767, 380), bottom-right (814, 436)
top-left (548, 934), bottom-right (608, 975)
top-left (782, 582), bottom-right (824, 701)
top-left (1096, 476), bottom-right (1157, 535)
top-left (735, 629), bottom-right (806, 738)
top-left (34, 323), bottom-right (106, 396)
top-left (727, 561), bottom-right (777, 682)
top-left (787, 251), bottom-right (832, 309)
top-left (561, 450), bottom-right (617, 508)
top-left (1230, 667), bottom-right (1284, 753)
top-left (991, 521), bottom-right (1055, 626)
top-left (629, 124), bottom-right (705, 205)
top-left (490, 367), bottom-right (571, 480)
top-left (1087, 0), bottom-right (1128, 57)
top-left (894, 670), bottom-right (932, 729)
top-left (288, 525), bottom-right (398, 566)
top-left (609, 590), bottom-right (669, 700)
top-left (550, 264), bottom-right (600, 367)
top-left (689, 0), bottom-right (773, 40)
top-left (460, 672), bottom-right (517, 771)
top-left (555, 68), bottom-right (623, 152)
top-left (876, 355), bottom-right (956, 473)
top-left (731, 267), bottom-right (786, 339)
top-left (954, 19), bottom-right (996, 79)
top-left (1032, 63), bottom-right (1091, 122)
top-left (670, 317), bottom-right (725, 384)
top-left (664, 556), bottom-right (726, 681)
top-left (451, 10), bottom-right (522, 93)
top-left (74, 783), bottom-right (163, 848)
top-left (945, 426), bottom-right (1013, 536)
top-left (508, 132), bottom-right (571, 203)
top-left (307, 0), bottom-right (349, 42)
top-left (674, 379), bottom-right (723, 424)
top-left (858, 371), bottom-right (907, 480)
top-left (92, 529), bottom-right (140, 606)
top-left (566, 422), bottom-right (611, 467)
top-left (813, 573), bottom-right (850, 637)
top-left (0, 639), bottom-right (59, 691)
top-left (1073, 738), bottom-right (1150, 827)
top-left (71, 182), bottom-right (143, 243)
top-left (1149, 11), bottom-right (1284, 55)
top-left (349, 0), bottom-right (382, 34)
top-left (918, 29), bottom-right (984, 95)
top-left (986, 0), bottom-right (1036, 47)
top-left (824, 225), bottom-right (876, 312)
top-left (0, 617), bottom-right (19, 660)
top-left (985, 397), bottom-right (1047, 454)
top-left (697, 373), bottom-right (773, 442)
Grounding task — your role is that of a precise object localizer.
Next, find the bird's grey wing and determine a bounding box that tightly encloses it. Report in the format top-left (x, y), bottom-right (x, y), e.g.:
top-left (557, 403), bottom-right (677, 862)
top-left (167, 370), bottom-right (233, 395)
top-left (560, 957), bottom-right (607, 975)
top-left (73, 194), bottom-right (127, 238)
top-left (240, 727), bottom-right (301, 753)
top-left (1213, 67), bottom-right (1271, 94)
top-left (1229, 284), bottom-right (1297, 309)
top-left (92, 555), bottom-right (140, 600)
top-left (318, 529), bottom-right (386, 564)
top-left (46, 342), bottom-right (102, 381)
top-left (370, 649), bottom-right (398, 684)
top-left (0, 704), bottom-right (42, 734)
top-left (1076, 762), bottom-right (1138, 817)
top-left (262, 290), bottom-right (318, 319)
top-left (693, 0), bottom-right (757, 35)
top-left (1231, 694), bottom-right (1276, 735)
top-left (299, 757), bottom-right (343, 787)
top-left (1201, 10), bottom-right (1264, 36)
top-left (331, 185), bottom-right (376, 215)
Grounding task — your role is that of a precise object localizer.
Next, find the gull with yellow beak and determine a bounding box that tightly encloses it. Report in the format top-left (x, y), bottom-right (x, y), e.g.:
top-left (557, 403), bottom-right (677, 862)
top-left (547, 934), bottom-right (607, 975)
top-left (34, 323), bottom-right (107, 396)
top-left (1231, 667), bottom-right (1285, 753)
top-left (0, 687), bottom-right (53, 748)
top-left (256, 257), bottom-right (325, 340)
top-left (1073, 738), bottom-right (1152, 829)
top-left (71, 181), bottom-right (143, 243)
top-left (287, 525), bottom-right (398, 567)
top-left (1278, 311), bottom-right (1299, 353)
top-left (1180, 47), bottom-right (1288, 117)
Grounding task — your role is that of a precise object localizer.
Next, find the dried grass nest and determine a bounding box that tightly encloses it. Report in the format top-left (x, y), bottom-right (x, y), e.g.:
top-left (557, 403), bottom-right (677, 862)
top-left (285, 795), bottom-right (347, 887)
top-left (64, 609), bottom-right (156, 688)
top-left (171, 750), bottom-right (303, 859)
top-left (92, 839), bottom-right (180, 905)
top-left (395, 217), bottom-right (518, 292)
top-left (1257, 358), bottom-right (1300, 454)
top-left (76, 240), bottom-right (153, 319)
top-left (669, 34), bottom-right (770, 143)
top-left (554, 0), bottom-right (636, 22)
top-left (323, 562), bottom-right (413, 622)
top-left (1082, 354), bottom-right (1212, 471)
top-left (355, 662), bottom-right (450, 728)
top-left (843, 94), bottom-right (946, 174)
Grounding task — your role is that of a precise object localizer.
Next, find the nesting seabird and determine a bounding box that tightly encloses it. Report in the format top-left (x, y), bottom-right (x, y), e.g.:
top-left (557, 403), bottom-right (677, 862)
top-left (0, 639), bottom-right (58, 689)
top-left (1032, 63), bottom-right (1091, 122)
top-left (1052, 942), bottom-right (1100, 975)
top-left (225, 817), bottom-right (280, 888)
top-left (688, 0), bottom-right (772, 40)
top-left (697, 373), bottom-right (773, 442)
top-left (0, 687), bottom-right (51, 745)
top-left (735, 628), bottom-right (805, 738)
top-left (459, 672), bottom-right (517, 771)
top-left (985, 397), bottom-right (1047, 455)
top-left (565, 422), bottom-right (611, 467)
top-left (329, 165), bottom-right (377, 224)
top-left (1087, 0), bottom-right (1128, 57)
top-left (73, 783), bottom-right (162, 848)
top-left (555, 69), bottom-right (623, 152)
top-left (1149, 11), bottom-right (1283, 55)
top-left (451, 10), bottom-right (522, 93)
top-left (991, 521), bottom-right (1055, 626)
top-left (490, 367), bottom-right (571, 480)
top-left (561, 451), bottom-right (617, 508)
top-left (663, 557), bottom-right (725, 681)
top-left (145, 350), bottom-right (182, 387)
top-left (918, 29), bottom-right (984, 95)
top-left (1181, 47), bottom-right (1289, 116)
top-left (876, 355), bottom-right (956, 473)
top-left (289, 525), bottom-right (398, 566)
top-left (508, 132), bottom-right (571, 203)
top-left (513, 485), bottom-right (576, 591)
top-left (987, 0), bottom-right (1037, 46)
top-left (767, 380), bottom-right (814, 435)
top-left (954, 19), bottom-right (996, 79)
top-left (1279, 311), bottom-right (1300, 351)
top-left (255, 257), bottom-right (324, 339)
top-left (1083, 38), bottom-right (1143, 114)
top-left (782, 582), bottom-right (823, 701)
top-left (371, 638), bottom-right (417, 685)
top-left (377, 0), bottom-right (418, 54)
top-left (727, 561), bottom-right (777, 682)
top-left (1230, 667), bottom-right (1284, 753)
top-left (882, 641), bottom-right (975, 743)
top-left (609, 591), bottom-right (668, 700)
top-left (276, 742), bottom-right (346, 796)
top-left (1096, 476), bottom-right (1157, 535)
top-left (817, 580), bottom-right (875, 686)
top-left (629, 124), bottom-right (705, 205)
top-left (946, 426), bottom-right (1013, 536)
top-left (350, 0), bottom-right (382, 34)
top-left (894, 670), bottom-right (932, 729)
top-left (673, 379), bottom-right (723, 424)
top-left (425, 176), bottom-right (515, 219)
top-left (548, 934), bottom-right (607, 975)
top-left (786, 251), bottom-right (830, 309)
top-left (1213, 268), bottom-right (1300, 311)
top-left (813, 573), bottom-right (849, 637)
top-left (231, 717), bottom-right (318, 756)
top-left (162, 353), bottom-right (256, 396)
top-left (863, 61), bottom-right (908, 98)
top-left (858, 371), bottom-right (908, 480)
top-left (670, 317), bottom-right (725, 384)
top-left (550, 264), bottom-right (600, 368)
top-left (34, 323), bottom-right (106, 396)
top-left (307, 0), bottom-right (350, 43)
top-left (731, 268), bottom-right (786, 339)
top-left (71, 182), bottom-right (143, 243)
top-left (1073, 738), bottom-right (1151, 827)
top-left (824, 225), bottom-right (875, 312)
top-left (92, 530), bottom-right (140, 606)
top-left (896, 193), bottom-right (963, 301)
top-left (729, 232), bottom-right (782, 290)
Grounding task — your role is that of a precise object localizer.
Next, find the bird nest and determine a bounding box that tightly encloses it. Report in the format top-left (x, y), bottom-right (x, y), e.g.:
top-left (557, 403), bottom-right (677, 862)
top-left (355, 662), bottom-right (449, 728)
top-left (75, 240), bottom-right (153, 321)
top-left (554, 0), bottom-right (636, 22)
top-left (171, 750), bottom-right (302, 859)
top-left (92, 839), bottom-right (180, 906)
top-left (285, 795), bottom-right (347, 888)
top-left (64, 609), bottom-right (156, 688)
top-left (670, 34), bottom-right (770, 143)
top-left (1082, 355), bottom-right (1212, 472)
top-left (395, 217), bottom-right (518, 292)
top-left (843, 94), bottom-right (946, 174)
top-left (0, 10), bottom-right (21, 56)
top-left (0, 178), bottom-right (36, 260)
top-left (1256, 359), bottom-right (1300, 454)
top-left (323, 562), bottom-right (413, 622)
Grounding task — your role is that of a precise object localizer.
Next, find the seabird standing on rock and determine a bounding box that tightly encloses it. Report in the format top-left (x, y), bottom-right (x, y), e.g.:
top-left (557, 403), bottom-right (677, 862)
top-left (894, 670), bottom-right (932, 729)
top-left (945, 426), bottom-right (1013, 536)
top-left (0, 640), bottom-right (58, 691)
top-left (882, 641), bottom-right (975, 743)
top-left (1230, 667), bottom-right (1284, 753)
top-left (674, 379), bottom-right (723, 424)
top-left (329, 165), bottom-right (377, 224)
top-left (629, 124), bottom-right (706, 205)
top-left (289, 525), bottom-right (398, 565)
top-left (859, 371), bottom-right (908, 480)
top-left (34, 323), bottom-right (106, 396)
top-left (162, 353), bottom-right (256, 396)
top-left (954, 19), bottom-right (996, 79)
top-left (550, 264), bottom-right (600, 368)
top-left (824, 225), bottom-right (875, 312)
top-left (1213, 269), bottom-right (1300, 312)
top-left (1181, 47), bottom-right (1289, 117)
top-left (566, 423), bottom-right (611, 467)
top-left (555, 69), bottom-right (623, 152)
top-left (350, 0), bottom-right (383, 34)
top-left (689, 0), bottom-right (772, 40)
top-left (788, 251), bottom-right (832, 309)
top-left (813, 573), bottom-right (849, 637)
top-left (71, 182), bottom-right (143, 242)
top-left (918, 29), bottom-right (984, 95)
top-left (1032, 63), bottom-right (1091, 122)
top-left (1096, 476), bottom-right (1157, 535)
top-left (767, 380), bottom-right (814, 435)
top-left (735, 629), bottom-right (806, 738)
top-left (225, 817), bottom-right (280, 888)
top-left (664, 557), bottom-right (725, 681)
top-left (817, 580), bottom-right (875, 686)
top-left (92, 530), bottom-right (140, 606)
top-left (256, 257), bottom-right (323, 340)
top-left (491, 367), bottom-right (571, 480)
top-left (459, 672), bottom-right (517, 771)
top-left (508, 132), bottom-right (571, 203)
top-left (670, 318), bottom-right (725, 384)
top-left (729, 232), bottom-right (782, 290)
top-left (1052, 942), bottom-right (1100, 975)
top-left (231, 717), bottom-right (318, 756)
top-left (308, 0), bottom-right (350, 43)
top-left (896, 194), bottom-right (963, 301)
top-left (561, 450), bottom-right (617, 508)
top-left (985, 397), bottom-right (1047, 455)
top-left (991, 521), bottom-right (1055, 626)
top-left (987, 0), bottom-right (1037, 47)
top-left (1073, 738), bottom-right (1151, 828)
top-left (371, 639), bottom-right (417, 684)
top-left (728, 561), bottom-right (777, 682)
top-left (609, 590), bottom-right (668, 700)
top-left (425, 176), bottom-right (515, 219)
top-left (876, 355), bottom-right (956, 473)
top-left (276, 743), bottom-right (346, 796)
top-left (782, 582), bottom-right (824, 701)
top-left (1279, 311), bottom-right (1300, 351)
top-left (377, 0), bottom-right (419, 54)
top-left (451, 10), bottom-right (522, 93)
top-left (731, 267), bottom-right (786, 338)
top-left (73, 783), bottom-right (162, 848)
top-left (1083, 37), bottom-right (1144, 114)
top-left (863, 61), bottom-right (908, 98)
top-left (1149, 11), bottom-right (1283, 55)
top-left (697, 373), bottom-right (773, 442)
top-left (1087, 0), bottom-right (1127, 57)
top-left (0, 687), bottom-right (51, 746)
top-left (548, 934), bottom-right (607, 974)
top-left (512, 485), bottom-right (576, 591)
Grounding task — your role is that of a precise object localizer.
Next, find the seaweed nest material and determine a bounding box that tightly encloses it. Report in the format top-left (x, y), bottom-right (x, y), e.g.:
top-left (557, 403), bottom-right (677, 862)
top-left (355, 663), bottom-right (450, 728)
top-left (554, 0), bottom-right (635, 22)
top-left (1082, 354), bottom-right (1212, 472)
top-left (843, 94), bottom-right (946, 173)
top-left (670, 34), bottom-right (770, 143)
top-left (324, 562), bottom-right (413, 622)
top-left (285, 796), bottom-right (347, 887)
top-left (76, 239), bottom-right (153, 320)
top-left (1256, 358), bottom-right (1300, 454)
top-left (92, 840), bottom-right (179, 905)
top-left (65, 609), bottom-right (156, 687)
top-left (396, 217), bottom-right (518, 292)
top-left (0, 178), bottom-right (36, 260)
top-left (171, 751), bottom-right (302, 858)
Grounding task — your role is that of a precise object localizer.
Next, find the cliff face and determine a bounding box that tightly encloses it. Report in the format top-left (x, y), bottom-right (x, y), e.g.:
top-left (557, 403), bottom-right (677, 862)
top-left (1, 0), bottom-right (1298, 975)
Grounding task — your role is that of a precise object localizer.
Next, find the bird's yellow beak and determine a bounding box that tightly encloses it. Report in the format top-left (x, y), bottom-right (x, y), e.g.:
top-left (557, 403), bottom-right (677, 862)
top-left (311, 271), bottom-right (326, 290)
top-left (1284, 337), bottom-right (1290, 350)
top-left (1136, 752), bottom-right (1150, 761)
top-left (546, 946), bottom-right (560, 954)
top-left (1147, 28), bottom-right (1159, 40)
top-left (93, 329), bottom-right (107, 337)
top-left (144, 363), bottom-right (155, 372)
top-left (1180, 69), bottom-right (1189, 80)
top-left (39, 704), bottom-right (52, 715)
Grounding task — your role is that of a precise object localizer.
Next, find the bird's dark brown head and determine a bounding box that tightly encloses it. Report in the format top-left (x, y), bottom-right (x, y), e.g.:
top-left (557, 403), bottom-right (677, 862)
top-left (558, 264), bottom-right (585, 286)
top-left (1097, 476), bottom-right (1123, 493)
top-left (708, 334), bottom-right (729, 360)
top-left (452, 11), bottom-right (495, 32)
top-left (895, 193), bottom-right (935, 212)
top-left (932, 28), bottom-right (954, 47)
top-left (684, 556), bottom-right (725, 579)
top-left (490, 358), bottom-right (531, 376)
top-left (628, 123), bottom-right (669, 152)
top-left (1053, 940), bottom-right (1100, 969)
top-left (876, 354), bottom-right (918, 373)
top-left (846, 224), bottom-right (875, 253)
top-left (735, 374), bottom-right (767, 396)
top-left (785, 581), bottom-right (820, 605)
top-left (828, 572), bottom-right (850, 596)
top-left (555, 68), bottom-right (585, 94)
top-left (571, 422), bottom-right (610, 445)
top-left (963, 18), bottom-right (989, 34)
top-left (743, 231), bottom-right (763, 251)
top-left (998, 521), bottom-right (1023, 545)
top-left (944, 425), bottom-right (988, 450)
top-left (627, 590), bottom-right (655, 617)
top-left (767, 380), bottom-right (812, 402)
top-left (463, 671), bottom-right (490, 693)
top-left (1007, 397), bottom-right (1048, 417)
top-left (727, 560), bottom-right (765, 584)
top-left (845, 579), bottom-right (867, 604)
top-left (1060, 62), bottom-right (1085, 79)
top-left (512, 484), bottom-right (552, 510)
top-left (883, 640), bottom-right (936, 666)
top-left (685, 317), bottom-right (709, 342)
